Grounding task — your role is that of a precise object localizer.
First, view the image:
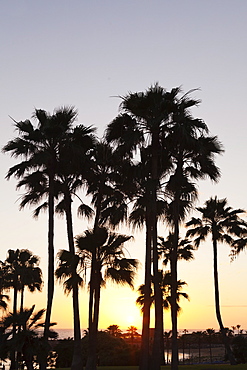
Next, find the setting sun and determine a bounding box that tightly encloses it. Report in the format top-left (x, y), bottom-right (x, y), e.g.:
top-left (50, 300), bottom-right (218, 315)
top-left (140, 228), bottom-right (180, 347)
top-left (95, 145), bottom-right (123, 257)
top-left (126, 315), bottom-right (135, 326)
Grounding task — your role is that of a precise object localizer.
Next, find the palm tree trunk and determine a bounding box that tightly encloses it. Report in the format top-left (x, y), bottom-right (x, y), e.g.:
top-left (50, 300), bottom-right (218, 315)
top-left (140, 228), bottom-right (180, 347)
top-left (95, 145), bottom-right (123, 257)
top-left (139, 215), bottom-right (152, 370)
top-left (86, 274), bottom-right (101, 370)
top-left (171, 203), bottom-right (179, 370)
top-left (10, 287), bottom-right (18, 370)
top-left (86, 255), bottom-right (97, 370)
top-left (20, 286), bottom-right (24, 313)
top-left (65, 191), bottom-right (83, 370)
top-left (44, 175), bottom-right (55, 341)
top-left (152, 215), bottom-right (163, 370)
top-left (86, 199), bottom-right (102, 370)
top-left (170, 154), bottom-right (183, 370)
top-left (41, 174), bottom-right (55, 370)
top-left (160, 302), bottom-right (165, 365)
top-left (151, 129), bottom-right (163, 370)
top-left (212, 238), bottom-right (236, 365)
top-left (71, 285), bottom-right (83, 370)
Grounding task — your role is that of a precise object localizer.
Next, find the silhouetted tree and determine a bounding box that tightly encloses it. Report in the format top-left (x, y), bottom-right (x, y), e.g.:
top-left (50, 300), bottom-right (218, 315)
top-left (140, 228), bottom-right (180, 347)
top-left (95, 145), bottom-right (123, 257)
top-left (76, 227), bottom-right (138, 370)
top-left (186, 197), bottom-right (247, 365)
top-left (3, 107), bottom-right (78, 351)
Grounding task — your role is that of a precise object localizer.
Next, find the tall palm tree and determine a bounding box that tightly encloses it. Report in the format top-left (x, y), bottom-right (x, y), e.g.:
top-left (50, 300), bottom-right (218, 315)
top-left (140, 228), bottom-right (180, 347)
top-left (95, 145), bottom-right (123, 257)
top-left (163, 94), bottom-right (223, 370)
top-left (16, 123), bottom-right (96, 370)
top-left (106, 84), bottom-right (176, 370)
top-left (54, 123), bottom-right (96, 370)
top-left (3, 106), bottom-right (78, 349)
top-left (186, 197), bottom-right (247, 365)
top-left (106, 84), bottom-right (223, 370)
top-left (76, 226), bottom-right (138, 370)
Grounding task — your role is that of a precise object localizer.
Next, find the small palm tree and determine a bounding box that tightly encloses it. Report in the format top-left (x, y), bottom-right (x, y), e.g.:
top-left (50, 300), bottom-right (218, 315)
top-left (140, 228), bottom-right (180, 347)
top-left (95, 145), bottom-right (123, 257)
top-left (4, 249), bottom-right (42, 314)
top-left (206, 328), bottom-right (215, 363)
top-left (0, 305), bottom-right (57, 370)
top-left (164, 330), bottom-right (172, 364)
top-left (192, 331), bottom-right (205, 363)
top-left (106, 324), bottom-right (122, 337)
top-left (3, 249), bottom-right (42, 370)
top-left (0, 262), bottom-right (9, 315)
top-left (126, 326), bottom-right (139, 345)
top-left (186, 197), bottom-right (247, 365)
top-left (158, 233), bottom-right (195, 267)
top-left (76, 226), bottom-right (138, 370)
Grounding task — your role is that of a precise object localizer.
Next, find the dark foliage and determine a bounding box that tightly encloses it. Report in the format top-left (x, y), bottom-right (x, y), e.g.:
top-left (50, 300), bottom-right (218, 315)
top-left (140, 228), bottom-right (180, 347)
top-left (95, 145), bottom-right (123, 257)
top-left (232, 335), bottom-right (247, 364)
top-left (54, 332), bottom-right (140, 367)
top-left (54, 338), bottom-right (74, 368)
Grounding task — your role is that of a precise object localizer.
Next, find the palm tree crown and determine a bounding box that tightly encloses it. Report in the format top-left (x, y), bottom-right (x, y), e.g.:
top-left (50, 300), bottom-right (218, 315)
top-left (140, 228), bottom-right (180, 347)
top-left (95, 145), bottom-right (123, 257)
top-left (186, 197), bottom-right (247, 248)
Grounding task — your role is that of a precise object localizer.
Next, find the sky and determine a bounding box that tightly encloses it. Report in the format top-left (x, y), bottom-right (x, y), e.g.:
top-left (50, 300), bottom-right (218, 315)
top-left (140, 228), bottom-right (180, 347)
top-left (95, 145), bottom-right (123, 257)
top-left (1, 0), bottom-right (247, 333)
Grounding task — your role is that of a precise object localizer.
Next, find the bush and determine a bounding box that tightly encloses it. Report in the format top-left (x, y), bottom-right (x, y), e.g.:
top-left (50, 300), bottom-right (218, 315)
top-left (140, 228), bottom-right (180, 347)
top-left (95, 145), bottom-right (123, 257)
top-left (54, 339), bottom-right (74, 368)
top-left (54, 332), bottom-right (140, 367)
top-left (232, 335), bottom-right (247, 363)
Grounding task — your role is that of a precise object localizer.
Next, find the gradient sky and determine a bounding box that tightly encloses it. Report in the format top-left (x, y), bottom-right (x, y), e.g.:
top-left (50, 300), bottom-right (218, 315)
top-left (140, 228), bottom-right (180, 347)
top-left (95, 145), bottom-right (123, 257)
top-left (1, 0), bottom-right (247, 333)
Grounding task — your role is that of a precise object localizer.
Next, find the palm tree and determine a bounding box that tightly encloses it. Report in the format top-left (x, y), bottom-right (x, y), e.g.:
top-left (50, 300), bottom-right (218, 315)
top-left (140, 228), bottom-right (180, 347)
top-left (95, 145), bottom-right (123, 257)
top-left (3, 249), bottom-right (42, 370)
top-left (106, 84), bottom-right (176, 370)
top-left (54, 123), bottom-right (96, 370)
top-left (76, 226), bottom-right (138, 370)
top-left (126, 326), bottom-right (139, 345)
top-left (186, 197), bottom-right (247, 364)
top-left (128, 158), bottom-right (166, 370)
top-left (163, 95), bottom-right (223, 370)
top-left (55, 248), bottom-right (85, 370)
top-left (157, 233), bottom-right (194, 364)
top-left (192, 331), bottom-right (205, 363)
top-left (106, 84), bottom-right (223, 370)
top-left (4, 249), bottom-right (42, 315)
top-left (136, 271), bottom-right (189, 365)
top-left (106, 325), bottom-right (123, 337)
top-left (82, 141), bottom-right (132, 370)
top-left (18, 250), bottom-right (43, 313)
top-left (0, 305), bottom-right (57, 370)
top-left (158, 233), bottom-right (195, 267)
top-left (0, 262), bottom-right (9, 315)
top-left (206, 328), bottom-right (215, 363)
top-left (3, 106), bottom-right (78, 349)
top-left (164, 331), bottom-right (172, 364)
